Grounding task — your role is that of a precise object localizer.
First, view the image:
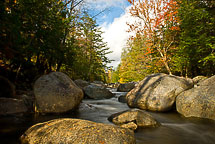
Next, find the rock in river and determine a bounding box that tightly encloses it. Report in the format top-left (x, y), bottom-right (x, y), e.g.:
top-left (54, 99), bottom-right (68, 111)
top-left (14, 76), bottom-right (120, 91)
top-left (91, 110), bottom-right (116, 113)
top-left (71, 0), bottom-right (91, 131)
top-left (108, 109), bottom-right (160, 130)
top-left (176, 75), bottom-right (215, 120)
top-left (0, 97), bottom-right (28, 115)
top-left (34, 72), bottom-right (83, 113)
top-left (126, 73), bottom-right (193, 112)
top-left (84, 84), bottom-right (114, 99)
top-left (74, 79), bottom-right (90, 90)
top-left (117, 82), bottom-right (135, 92)
top-left (20, 118), bottom-right (136, 144)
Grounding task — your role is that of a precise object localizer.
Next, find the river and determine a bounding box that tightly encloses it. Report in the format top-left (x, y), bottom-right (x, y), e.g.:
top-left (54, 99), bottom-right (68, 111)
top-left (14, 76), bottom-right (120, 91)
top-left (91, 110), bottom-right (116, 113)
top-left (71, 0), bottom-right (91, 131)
top-left (0, 90), bottom-right (215, 144)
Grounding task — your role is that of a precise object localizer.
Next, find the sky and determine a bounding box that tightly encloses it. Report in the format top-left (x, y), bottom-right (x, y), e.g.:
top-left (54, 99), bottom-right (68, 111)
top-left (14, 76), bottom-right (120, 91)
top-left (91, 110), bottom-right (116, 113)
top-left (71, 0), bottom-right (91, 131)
top-left (85, 0), bottom-right (133, 68)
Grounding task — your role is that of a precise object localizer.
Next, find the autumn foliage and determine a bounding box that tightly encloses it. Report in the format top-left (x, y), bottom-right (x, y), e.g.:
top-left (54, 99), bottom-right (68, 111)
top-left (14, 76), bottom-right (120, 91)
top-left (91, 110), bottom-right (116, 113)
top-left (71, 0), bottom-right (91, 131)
top-left (118, 0), bottom-right (215, 83)
top-left (124, 0), bottom-right (180, 76)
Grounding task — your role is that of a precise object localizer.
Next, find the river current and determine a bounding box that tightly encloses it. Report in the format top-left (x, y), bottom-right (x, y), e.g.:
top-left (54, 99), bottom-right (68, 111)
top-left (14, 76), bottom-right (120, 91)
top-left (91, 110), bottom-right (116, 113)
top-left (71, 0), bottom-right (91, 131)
top-left (1, 90), bottom-right (215, 144)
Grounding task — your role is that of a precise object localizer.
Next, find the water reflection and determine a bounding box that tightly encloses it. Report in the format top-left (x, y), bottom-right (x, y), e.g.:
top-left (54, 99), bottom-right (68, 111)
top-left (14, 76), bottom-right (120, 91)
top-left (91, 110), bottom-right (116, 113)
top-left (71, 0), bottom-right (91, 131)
top-left (136, 123), bottom-right (215, 144)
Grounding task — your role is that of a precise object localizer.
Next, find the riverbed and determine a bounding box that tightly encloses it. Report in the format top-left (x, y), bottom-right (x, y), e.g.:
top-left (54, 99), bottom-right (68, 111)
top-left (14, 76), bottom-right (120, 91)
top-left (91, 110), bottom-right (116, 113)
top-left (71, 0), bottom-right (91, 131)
top-left (1, 91), bottom-right (215, 144)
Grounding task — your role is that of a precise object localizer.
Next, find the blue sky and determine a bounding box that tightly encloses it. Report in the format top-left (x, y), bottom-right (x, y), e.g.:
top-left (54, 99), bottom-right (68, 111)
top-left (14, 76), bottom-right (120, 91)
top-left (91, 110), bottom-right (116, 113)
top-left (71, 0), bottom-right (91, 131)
top-left (86, 0), bottom-right (133, 68)
top-left (86, 0), bottom-right (131, 24)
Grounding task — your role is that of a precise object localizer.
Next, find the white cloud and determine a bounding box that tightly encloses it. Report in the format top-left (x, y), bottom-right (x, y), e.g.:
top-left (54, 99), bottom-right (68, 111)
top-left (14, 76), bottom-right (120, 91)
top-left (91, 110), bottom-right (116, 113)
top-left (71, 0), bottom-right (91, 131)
top-left (100, 6), bottom-right (136, 68)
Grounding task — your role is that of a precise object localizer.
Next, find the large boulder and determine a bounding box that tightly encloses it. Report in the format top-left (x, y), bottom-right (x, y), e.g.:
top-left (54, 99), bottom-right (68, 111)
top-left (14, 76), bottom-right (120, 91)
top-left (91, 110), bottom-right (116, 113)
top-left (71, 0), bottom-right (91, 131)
top-left (176, 75), bottom-right (215, 120)
top-left (20, 118), bottom-right (136, 144)
top-left (84, 84), bottom-right (114, 99)
top-left (117, 82), bottom-right (135, 92)
top-left (126, 73), bottom-right (193, 112)
top-left (0, 76), bottom-right (16, 98)
top-left (34, 72), bottom-right (83, 113)
top-left (108, 109), bottom-right (160, 130)
top-left (0, 98), bottom-right (28, 115)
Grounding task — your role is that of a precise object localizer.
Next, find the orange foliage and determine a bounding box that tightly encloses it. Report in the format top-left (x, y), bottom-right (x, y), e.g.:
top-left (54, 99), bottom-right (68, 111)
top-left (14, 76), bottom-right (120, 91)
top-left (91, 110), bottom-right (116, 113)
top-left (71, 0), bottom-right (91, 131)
top-left (126, 0), bottom-right (180, 74)
top-left (127, 0), bottom-right (180, 36)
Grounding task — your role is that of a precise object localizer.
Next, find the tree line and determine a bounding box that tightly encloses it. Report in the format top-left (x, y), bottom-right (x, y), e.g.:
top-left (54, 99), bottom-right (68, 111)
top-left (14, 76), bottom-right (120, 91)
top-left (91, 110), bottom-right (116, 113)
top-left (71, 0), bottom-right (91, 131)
top-left (0, 0), bottom-right (112, 89)
top-left (113, 0), bottom-right (215, 83)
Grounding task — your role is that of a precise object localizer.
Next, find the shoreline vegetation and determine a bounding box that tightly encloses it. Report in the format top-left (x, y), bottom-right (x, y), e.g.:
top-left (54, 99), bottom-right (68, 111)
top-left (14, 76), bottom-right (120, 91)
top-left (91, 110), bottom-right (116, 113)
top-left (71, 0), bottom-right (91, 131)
top-left (111, 0), bottom-right (215, 84)
top-left (0, 1), bottom-right (214, 89)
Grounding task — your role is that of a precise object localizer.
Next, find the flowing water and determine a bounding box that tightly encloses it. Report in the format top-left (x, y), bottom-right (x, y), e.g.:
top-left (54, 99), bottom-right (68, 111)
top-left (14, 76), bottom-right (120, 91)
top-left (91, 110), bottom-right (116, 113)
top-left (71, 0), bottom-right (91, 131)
top-left (1, 90), bottom-right (215, 144)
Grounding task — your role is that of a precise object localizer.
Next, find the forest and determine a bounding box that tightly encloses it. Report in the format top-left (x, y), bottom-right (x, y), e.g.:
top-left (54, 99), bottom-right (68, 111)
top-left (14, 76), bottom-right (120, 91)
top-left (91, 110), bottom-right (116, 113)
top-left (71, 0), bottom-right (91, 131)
top-left (112, 0), bottom-right (215, 83)
top-left (0, 0), bottom-right (113, 90)
top-left (0, 0), bottom-right (215, 89)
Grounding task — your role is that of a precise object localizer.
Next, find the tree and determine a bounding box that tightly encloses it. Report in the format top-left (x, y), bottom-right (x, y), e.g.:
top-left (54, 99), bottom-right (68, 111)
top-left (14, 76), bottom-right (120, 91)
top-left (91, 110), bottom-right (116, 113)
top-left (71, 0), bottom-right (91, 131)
top-left (119, 34), bottom-right (156, 82)
top-left (63, 12), bottom-right (112, 81)
top-left (174, 0), bottom-right (215, 77)
top-left (0, 0), bottom-right (112, 89)
top-left (127, 0), bottom-right (180, 75)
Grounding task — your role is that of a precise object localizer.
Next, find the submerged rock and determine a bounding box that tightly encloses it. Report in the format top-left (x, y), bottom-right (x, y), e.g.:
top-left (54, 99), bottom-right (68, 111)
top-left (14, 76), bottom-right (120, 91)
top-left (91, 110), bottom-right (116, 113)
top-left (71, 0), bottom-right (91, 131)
top-left (108, 109), bottom-right (160, 130)
top-left (126, 73), bottom-right (193, 112)
top-left (84, 84), bottom-right (114, 99)
top-left (34, 72), bottom-right (83, 113)
top-left (20, 118), bottom-right (136, 144)
top-left (176, 75), bottom-right (215, 120)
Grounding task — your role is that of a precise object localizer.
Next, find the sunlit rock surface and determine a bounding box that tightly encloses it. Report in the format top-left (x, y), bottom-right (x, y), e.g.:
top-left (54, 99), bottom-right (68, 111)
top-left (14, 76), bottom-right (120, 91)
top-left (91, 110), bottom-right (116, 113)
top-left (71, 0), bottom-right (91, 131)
top-left (20, 118), bottom-right (136, 144)
top-left (126, 73), bottom-right (193, 112)
top-left (108, 109), bottom-right (160, 130)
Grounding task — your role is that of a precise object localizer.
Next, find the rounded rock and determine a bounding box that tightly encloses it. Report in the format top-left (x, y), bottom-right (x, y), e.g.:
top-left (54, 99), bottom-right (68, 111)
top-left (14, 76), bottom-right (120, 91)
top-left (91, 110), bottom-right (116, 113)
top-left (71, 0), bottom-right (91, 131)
top-left (126, 73), bottom-right (193, 112)
top-left (20, 118), bottom-right (136, 144)
top-left (34, 72), bottom-right (83, 113)
top-left (176, 75), bottom-right (215, 120)
top-left (108, 109), bottom-right (160, 130)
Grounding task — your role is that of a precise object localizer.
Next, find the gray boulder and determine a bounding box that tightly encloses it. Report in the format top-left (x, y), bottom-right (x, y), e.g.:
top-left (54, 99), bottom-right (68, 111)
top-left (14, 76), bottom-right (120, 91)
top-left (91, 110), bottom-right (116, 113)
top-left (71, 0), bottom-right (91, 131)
top-left (0, 98), bottom-right (28, 115)
top-left (20, 118), bottom-right (136, 144)
top-left (34, 72), bottom-right (83, 113)
top-left (126, 73), bottom-right (193, 112)
top-left (117, 82), bottom-right (135, 92)
top-left (108, 109), bottom-right (160, 130)
top-left (84, 84), bottom-right (114, 99)
top-left (74, 79), bottom-right (90, 89)
top-left (176, 75), bottom-right (215, 120)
